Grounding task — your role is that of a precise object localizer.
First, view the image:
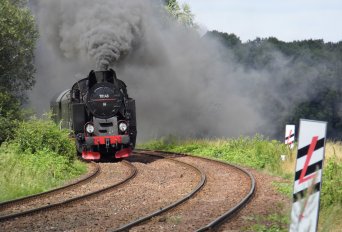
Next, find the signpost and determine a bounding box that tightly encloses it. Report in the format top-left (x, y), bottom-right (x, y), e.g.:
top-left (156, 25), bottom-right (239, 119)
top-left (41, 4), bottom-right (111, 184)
top-left (285, 124), bottom-right (295, 149)
top-left (289, 119), bottom-right (327, 232)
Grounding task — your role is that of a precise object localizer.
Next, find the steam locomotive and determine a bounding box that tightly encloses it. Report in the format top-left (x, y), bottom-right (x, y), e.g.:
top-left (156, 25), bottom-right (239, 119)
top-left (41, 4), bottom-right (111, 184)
top-left (51, 69), bottom-right (137, 160)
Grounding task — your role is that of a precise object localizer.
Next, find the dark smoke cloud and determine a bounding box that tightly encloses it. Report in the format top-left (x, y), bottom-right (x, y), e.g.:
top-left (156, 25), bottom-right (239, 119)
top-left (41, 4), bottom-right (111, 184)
top-left (29, 0), bottom-right (325, 141)
top-left (31, 0), bottom-right (144, 70)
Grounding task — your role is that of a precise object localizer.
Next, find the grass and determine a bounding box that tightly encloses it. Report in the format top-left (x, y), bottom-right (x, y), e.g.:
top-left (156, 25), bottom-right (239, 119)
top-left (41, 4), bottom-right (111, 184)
top-left (0, 116), bottom-right (87, 202)
top-left (139, 136), bottom-right (342, 231)
top-left (140, 135), bottom-right (287, 174)
top-left (0, 145), bottom-right (86, 202)
top-left (166, 215), bottom-right (182, 225)
top-left (271, 181), bottom-right (292, 197)
top-left (242, 212), bottom-right (289, 232)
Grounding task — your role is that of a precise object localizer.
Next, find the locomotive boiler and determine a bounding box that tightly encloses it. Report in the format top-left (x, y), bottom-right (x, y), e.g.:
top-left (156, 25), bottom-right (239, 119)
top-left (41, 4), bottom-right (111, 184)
top-left (51, 69), bottom-right (137, 160)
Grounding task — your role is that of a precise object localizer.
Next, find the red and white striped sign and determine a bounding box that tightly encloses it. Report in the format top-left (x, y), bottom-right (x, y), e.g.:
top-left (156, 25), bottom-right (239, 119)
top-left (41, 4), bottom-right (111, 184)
top-left (285, 124), bottom-right (295, 149)
top-left (289, 119), bottom-right (327, 232)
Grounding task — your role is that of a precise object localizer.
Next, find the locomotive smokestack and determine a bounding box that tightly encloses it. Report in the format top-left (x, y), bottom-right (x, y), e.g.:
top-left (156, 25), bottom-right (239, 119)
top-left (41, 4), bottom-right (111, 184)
top-left (101, 64), bottom-right (109, 71)
top-left (90, 70), bottom-right (116, 84)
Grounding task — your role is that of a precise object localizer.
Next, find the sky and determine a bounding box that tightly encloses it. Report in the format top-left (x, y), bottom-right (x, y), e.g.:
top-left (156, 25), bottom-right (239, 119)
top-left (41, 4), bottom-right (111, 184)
top-left (179, 0), bottom-right (342, 43)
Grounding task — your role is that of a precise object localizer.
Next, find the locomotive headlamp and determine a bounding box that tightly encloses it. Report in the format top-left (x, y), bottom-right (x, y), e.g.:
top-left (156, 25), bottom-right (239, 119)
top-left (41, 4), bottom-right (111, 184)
top-left (86, 123), bottom-right (95, 134)
top-left (119, 122), bottom-right (128, 132)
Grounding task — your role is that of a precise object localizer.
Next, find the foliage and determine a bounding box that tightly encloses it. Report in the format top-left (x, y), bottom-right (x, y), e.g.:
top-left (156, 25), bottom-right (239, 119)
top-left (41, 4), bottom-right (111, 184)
top-left (164, 0), bottom-right (196, 28)
top-left (0, 143), bottom-right (86, 202)
top-left (0, 91), bottom-right (21, 143)
top-left (244, 213), bottom-right (289, 232)
top-left (319, 205), bottom-right (342, 231)
top-left (204, 30), bottom-right (342, 139)
top-left (205, 30), bottom-right (242, 48)
top-left (0, 115), bottom-right (85, 202)
top-left (320, 156), bottom-right (342, 208)
top-left (0, 0), bottom-right (38, 101)
top-left (12, 115), bottom-right (76, 162)
top-left (141, 135), bottom-right (289, 175)
top-left (271, 181), bottom-right (292, 197)
top-left (0, 0), bottom-right (37, 142)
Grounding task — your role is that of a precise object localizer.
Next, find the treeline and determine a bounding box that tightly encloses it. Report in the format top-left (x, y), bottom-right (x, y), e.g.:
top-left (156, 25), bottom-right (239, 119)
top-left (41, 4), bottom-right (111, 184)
top-left (205, 31), bottom-right (342, 138)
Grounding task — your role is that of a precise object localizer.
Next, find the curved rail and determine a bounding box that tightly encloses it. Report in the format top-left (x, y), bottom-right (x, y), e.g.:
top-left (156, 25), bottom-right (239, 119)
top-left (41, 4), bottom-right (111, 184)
top-left (0, 162), bottom-right (100, 210)
top-left (112, 151), bottom-right (207, 232)
top-left (136, 149), bottom-right (256, 231)
top-left (195, 158), bottom-right (256, 231)
top-left (0, 160), bottom-right (137, 222)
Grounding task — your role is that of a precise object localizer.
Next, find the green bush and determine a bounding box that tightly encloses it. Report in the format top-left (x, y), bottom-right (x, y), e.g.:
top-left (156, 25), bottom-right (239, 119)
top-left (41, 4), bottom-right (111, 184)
top-left (13, 116), bottom-right (76, 162)
top-left (321, 156), bottom-right (342, 208)
top-left (0, 116), bottom-right (86, 202)
top-left (0, 143), bottom-right (86, 202)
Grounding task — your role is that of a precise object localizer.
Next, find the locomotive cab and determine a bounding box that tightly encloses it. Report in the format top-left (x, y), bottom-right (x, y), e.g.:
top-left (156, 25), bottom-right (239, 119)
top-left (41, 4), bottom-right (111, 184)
top-left (52, 69), bottom-right (137, 160)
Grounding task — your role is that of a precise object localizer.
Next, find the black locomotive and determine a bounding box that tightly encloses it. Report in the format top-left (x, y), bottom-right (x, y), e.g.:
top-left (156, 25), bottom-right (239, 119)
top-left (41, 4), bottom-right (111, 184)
top-left (51, 69), bottom-right (137, 160)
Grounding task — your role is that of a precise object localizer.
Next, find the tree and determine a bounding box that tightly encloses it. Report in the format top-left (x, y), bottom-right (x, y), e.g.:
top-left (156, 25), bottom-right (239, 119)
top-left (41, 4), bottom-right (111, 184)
top-left (164, 0), bottom-right (196, 28)
top-left (204, 31), bottom-right (241, 48)
top-left (0, 0), bottom-right (37, 143)
top-left (0, 91), bottom-right (21, 143)
top-left (0, 0), bottom-right (38, 101)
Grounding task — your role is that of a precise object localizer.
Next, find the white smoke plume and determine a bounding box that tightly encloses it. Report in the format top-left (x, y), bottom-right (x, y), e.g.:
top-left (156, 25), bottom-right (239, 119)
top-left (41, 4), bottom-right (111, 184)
top-left (29, 0), bottom-right (323, 141)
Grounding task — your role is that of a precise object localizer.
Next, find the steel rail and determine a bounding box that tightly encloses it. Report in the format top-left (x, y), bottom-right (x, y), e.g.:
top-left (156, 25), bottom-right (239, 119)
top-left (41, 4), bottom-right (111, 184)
top-left (0, 160), bottom-right (137, 222)
top-left (111, 151), bottom-right (207, 232)
top-left (136, 149), bottom-right (256, 232)
top-left (0, 162), bottom-right (100, 210)
top-left (195, 157), bottom-right (256, 231)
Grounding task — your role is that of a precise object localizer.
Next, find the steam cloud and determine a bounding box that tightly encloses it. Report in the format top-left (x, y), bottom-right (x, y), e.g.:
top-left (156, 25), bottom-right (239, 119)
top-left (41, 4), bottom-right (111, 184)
top-left (29, 0), bottom-right (325, 141)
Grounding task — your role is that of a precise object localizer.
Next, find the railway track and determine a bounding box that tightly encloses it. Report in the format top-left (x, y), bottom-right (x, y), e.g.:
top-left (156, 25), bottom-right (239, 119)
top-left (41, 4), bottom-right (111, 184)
top-left (124, 150), bottom-right (256, 231)
top-left (112, 151), bottom-right (207, 231)
top-left (1, 150), bottom-right (256, 231)
top-left (0, 160), bottom-right (137, 222)
top-left (1, 152), bottom-right (204, 231)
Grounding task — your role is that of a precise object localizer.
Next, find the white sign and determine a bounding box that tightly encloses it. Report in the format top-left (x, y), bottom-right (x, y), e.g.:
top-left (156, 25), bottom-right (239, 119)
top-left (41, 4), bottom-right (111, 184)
top-left (285, 124), bottom-right (295, 149)
top-left (289, 119), bottom-right (327, 232)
